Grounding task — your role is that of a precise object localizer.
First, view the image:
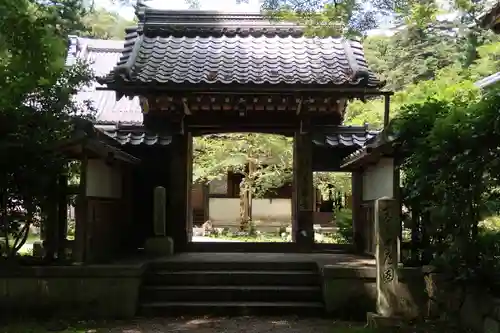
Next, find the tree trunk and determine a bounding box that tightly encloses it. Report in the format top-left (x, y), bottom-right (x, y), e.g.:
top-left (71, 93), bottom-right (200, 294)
top-left (239, 179), bottom-right (249, 232)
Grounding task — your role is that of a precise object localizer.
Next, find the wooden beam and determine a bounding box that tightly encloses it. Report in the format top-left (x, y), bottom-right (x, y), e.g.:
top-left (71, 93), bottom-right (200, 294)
top-left (296, 97), bottom-right (303, 115)
top-left (384, 95), bottom-right (391, 128)
top-left (182, 98), bottom-right (192, 115)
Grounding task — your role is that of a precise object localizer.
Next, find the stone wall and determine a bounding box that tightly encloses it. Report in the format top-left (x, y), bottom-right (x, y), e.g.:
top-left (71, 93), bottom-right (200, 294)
top-left (322, 266), bottom-right (377, 319)
top-left (0, 264), bottom-right (145, 319)
top-left (425, 268), bottom-right (500, 333)
top-left (322, 266), bottom-right (428, 320)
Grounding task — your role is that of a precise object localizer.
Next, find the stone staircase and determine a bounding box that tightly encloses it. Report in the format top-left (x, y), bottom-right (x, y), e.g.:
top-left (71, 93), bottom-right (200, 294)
top-left (139, 260), bottom-right (325, 316)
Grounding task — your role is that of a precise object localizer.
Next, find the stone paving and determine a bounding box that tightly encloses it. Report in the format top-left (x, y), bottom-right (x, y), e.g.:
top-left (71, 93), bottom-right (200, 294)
top-left (92, 317), bottom-right (364, 333)
top-left (153, 251), bottom-right (376, 268)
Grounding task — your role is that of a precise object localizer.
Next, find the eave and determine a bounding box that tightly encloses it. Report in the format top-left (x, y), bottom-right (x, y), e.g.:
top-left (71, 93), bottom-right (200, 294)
top-left (340, 132), bottom-right (397, 170)
top-left (97, 83), bottom-right (391, 98)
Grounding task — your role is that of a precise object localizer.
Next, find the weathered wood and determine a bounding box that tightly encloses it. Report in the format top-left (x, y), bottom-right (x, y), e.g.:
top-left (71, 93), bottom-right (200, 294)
top-left (57, 174), bottom-right (68, 260)
top-left (73, 154), bottom-right (88, 263)
top-left (351, 171), bottom-right (364, 253)
top-left (292, 131), bottom-right (314, 246)
top-left (148, 93), bottom-right (347, 117)
top-left (43, 174), bottom-right (58, 262)
top-left (167, 132), bottom-right (192, 251)
top-left (384, 95), bottom-right (391, 128)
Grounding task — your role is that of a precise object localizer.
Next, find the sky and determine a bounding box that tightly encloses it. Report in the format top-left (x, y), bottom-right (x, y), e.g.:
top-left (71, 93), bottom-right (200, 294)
top-left (95, 0), bottom-right (463, 37)
top-left (97, 0), bottom-right (263, 20)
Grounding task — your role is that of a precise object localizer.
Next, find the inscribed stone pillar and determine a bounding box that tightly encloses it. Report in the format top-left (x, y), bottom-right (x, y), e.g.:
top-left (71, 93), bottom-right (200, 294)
top-left (153, 186), bottom-right (166, 236)
top-left (375, 197), bottom-right (400, 317)
top-left (292, 131), bottom-right (314, 246)
top-left (351, 171), bottom-right (365, 253)
top-left (167, 132), bottom-right (192, 252)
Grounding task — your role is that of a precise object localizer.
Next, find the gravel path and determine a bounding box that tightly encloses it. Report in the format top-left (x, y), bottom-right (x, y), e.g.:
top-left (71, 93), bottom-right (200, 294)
top-left (88, 317), bottom-right (365, 333)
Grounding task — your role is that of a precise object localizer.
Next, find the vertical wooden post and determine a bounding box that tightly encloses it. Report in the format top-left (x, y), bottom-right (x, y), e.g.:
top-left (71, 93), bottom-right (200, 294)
top-left (167, 132), bottom-right (192, 251)
top-left (43, 173), bottom-right (58, 262)
top-left (351, 171), bottom-right (364, 253)
top-left (292, 131), bottom-right (314, 247)
top-left (186, 133), bottom-right (193, 243)
top-left (202, 183), bottom-right (209, 222)
top-left (375, 197), bottom-right (400, 317)
top-left (73, 154), bottom-right (88, 263)
top-left (57, 174), bottom-right (68, 260)
top-left (384, 95), bottom-right (391, 128)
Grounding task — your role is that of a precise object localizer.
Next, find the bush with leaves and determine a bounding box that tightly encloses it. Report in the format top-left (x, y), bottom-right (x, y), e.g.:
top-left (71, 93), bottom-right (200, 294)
top-left (0, 0), bottom-right (94, 259)
top-left (390, 73), bottom-right (500, 282)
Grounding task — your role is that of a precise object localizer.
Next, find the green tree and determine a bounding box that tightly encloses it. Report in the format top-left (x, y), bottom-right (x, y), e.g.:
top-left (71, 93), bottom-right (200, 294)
top-left (82, 7), bottom-right (136, 39)
top-left (194, 134), bottom-right (293, 230)
top-left (0, 0), bottom-right (94, 259)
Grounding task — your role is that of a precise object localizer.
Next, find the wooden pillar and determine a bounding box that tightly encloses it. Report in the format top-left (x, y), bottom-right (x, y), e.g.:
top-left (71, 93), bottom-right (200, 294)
top-left (73, 154), bottom-right (88, 263)
top-left (43, 174), bottom-right (58, 262)
top-left (56, 174), bottom-right (68, 260)
top-left (167, 132), bottom-right (192, 252)
top-left (352, 171), bottom-right (365, 253)
top-left (202, 183), bottom-right (209, 222)
top-left (292, 131), bottom-right (314, 247)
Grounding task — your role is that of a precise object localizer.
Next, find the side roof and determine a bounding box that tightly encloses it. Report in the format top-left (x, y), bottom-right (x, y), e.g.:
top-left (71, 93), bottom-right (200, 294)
top-left (67, 36), bottom-right (143, 125)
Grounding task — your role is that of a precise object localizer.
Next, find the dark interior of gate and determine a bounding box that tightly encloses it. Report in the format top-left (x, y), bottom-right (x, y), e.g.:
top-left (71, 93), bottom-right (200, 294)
top-left (95, 6), bottom-right (391, 254)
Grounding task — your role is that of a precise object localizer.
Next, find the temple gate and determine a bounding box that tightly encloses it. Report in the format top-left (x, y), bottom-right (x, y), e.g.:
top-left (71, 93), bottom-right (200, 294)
top-left (93, 6), bottom-right (391, 253)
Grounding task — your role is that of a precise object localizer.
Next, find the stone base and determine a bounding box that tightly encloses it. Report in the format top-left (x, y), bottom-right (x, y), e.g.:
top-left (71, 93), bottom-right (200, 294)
top-left (144, 237), bottom-right (174, 257)
top-left (366, 312), bottom-right (406, 329)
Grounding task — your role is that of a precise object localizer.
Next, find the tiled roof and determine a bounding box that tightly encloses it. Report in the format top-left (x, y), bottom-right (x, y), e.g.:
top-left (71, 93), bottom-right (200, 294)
top-left (67, 36), bottom-right (143, 125)
top-left (99, 127), bottom-right (172, 145)
top-left (314, 125), bottom-right (379, 148)
top-left (101, 9), bottom-right (381, 88)
top-left (98, 125), bottom-right (378, 147)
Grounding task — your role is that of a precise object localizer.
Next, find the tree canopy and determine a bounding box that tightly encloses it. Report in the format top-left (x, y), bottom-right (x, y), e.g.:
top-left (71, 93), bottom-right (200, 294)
top-left (0, 0), bottom-right (94, 258)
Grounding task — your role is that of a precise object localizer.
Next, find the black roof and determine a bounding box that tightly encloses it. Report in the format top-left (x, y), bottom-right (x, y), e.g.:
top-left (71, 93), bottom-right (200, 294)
top-left (99, 6), bottom-right (382, 91)
top-left (99, 124), bottom-right (378, 147)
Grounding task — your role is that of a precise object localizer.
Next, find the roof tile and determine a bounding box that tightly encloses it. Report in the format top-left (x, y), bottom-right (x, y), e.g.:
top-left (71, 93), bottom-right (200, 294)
top-left (120, 35), bottom-right (379, 86)
top-left (102, 10), bottom-right (381, 88)
top-left (99, 126), bottom-right (378, 147)
top-left (67, 37), bottom-right (143, 125)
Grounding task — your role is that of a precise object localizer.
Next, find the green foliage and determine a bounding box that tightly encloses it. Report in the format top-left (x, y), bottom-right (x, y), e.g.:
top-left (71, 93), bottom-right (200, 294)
top-left (0, 0), bottom-right (94, 258)
top-left (335, 208), bottom-right (353, 244)
top-left (390, 62), bottom-right (500, 279)
top-left (82, 7), bottom-right (136, 40)
top-left (193, 134), bottom-right (293, 197)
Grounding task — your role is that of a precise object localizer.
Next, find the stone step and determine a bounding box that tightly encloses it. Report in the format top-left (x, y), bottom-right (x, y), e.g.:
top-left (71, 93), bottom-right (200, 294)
top-left (148, 260), bottom-right (318, 272)
top-left (144, 270), bottom-right (321, 286)
top-left (141, 285), bottom-right (322, 303)
top-left (139, 301), bottom-right (325, 317)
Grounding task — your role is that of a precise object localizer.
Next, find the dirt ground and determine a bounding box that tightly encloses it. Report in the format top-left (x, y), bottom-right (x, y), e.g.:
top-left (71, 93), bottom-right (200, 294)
top-left (1, 317), bottom-right (370, 333)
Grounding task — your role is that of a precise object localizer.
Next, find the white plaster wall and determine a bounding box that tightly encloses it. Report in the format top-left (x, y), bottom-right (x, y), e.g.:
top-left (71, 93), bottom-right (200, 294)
top-left (362, 157), bottom-right (394, 201)
top-left (208, 198), bottom-right (292, 225)
top-left (86, 158), bottom-right (122, 198)
top-left (253, 199), bottom-right (291, 222)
